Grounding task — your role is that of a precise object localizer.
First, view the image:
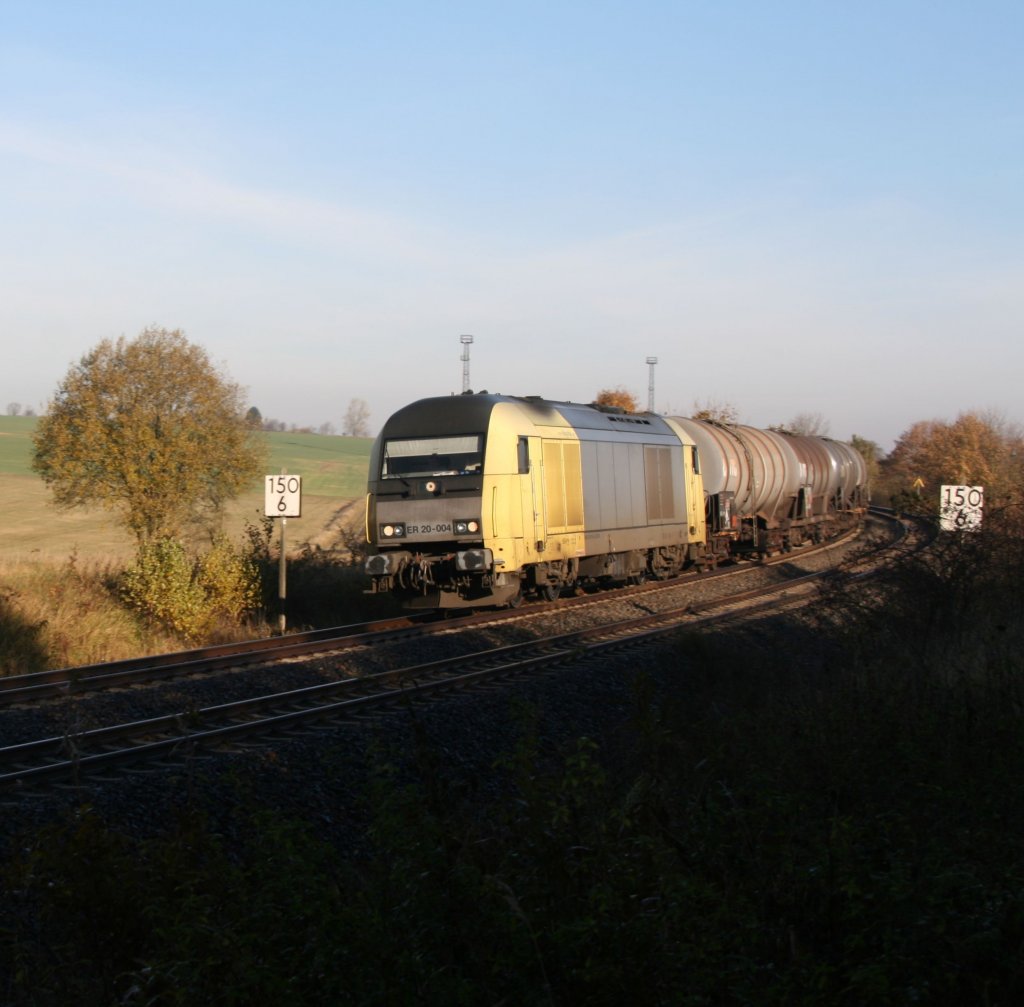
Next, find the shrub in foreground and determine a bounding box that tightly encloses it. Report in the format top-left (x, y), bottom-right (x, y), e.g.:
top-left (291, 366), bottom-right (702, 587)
top-left (120, 535), bottom-right (260, 641)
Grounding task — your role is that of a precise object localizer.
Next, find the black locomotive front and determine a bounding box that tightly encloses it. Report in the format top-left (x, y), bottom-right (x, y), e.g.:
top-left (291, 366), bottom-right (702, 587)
top-left (364, 397), bottom-right (501, 606)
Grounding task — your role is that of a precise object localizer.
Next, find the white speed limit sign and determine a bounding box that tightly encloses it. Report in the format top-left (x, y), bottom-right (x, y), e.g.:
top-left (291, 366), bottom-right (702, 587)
top-left (939, 484), bottom-right (983, 532)
top-left (265, 473), bottom-right (302, 517)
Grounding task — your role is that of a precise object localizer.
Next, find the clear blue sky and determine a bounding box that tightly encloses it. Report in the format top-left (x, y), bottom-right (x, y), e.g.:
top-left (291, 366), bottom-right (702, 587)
top-left (2, 1), bottom-right (1021, 450)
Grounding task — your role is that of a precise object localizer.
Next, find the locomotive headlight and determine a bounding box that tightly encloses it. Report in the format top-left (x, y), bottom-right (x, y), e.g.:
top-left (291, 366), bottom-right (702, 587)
top-left (381, 523), bottom-right (406, 538)
top-left (454, 519), bottom-right (481, 535)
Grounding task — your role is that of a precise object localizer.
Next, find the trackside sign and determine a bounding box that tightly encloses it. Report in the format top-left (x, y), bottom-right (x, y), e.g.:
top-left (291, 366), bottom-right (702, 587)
top-left (939, 484), bottom-right (983, 532)
top-left (265, 474), bottom-right (302, 518)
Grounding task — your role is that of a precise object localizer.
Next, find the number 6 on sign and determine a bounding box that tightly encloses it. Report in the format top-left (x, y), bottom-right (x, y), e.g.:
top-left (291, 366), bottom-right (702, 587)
top-left (265, 474), bottom-right (302, 518)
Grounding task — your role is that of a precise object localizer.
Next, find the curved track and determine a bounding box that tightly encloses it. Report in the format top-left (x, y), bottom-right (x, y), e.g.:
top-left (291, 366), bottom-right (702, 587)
top-left (0, 518), bottom-right (872, 707)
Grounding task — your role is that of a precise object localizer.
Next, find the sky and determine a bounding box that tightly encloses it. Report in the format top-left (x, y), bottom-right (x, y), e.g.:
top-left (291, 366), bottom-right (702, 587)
top-left (2, 1), bottom-right (1022, 451)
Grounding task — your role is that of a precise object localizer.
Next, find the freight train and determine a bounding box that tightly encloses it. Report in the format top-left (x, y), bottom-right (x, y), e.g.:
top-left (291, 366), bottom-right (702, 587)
top-left (363, 393), bottom-right (868, 609)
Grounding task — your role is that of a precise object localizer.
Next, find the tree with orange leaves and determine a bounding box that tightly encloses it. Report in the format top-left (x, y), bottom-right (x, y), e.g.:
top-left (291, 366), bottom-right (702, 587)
top-left (594, 387), bottom-right (639, 413)
top-left (881, 411), bottom-right (1024, 503)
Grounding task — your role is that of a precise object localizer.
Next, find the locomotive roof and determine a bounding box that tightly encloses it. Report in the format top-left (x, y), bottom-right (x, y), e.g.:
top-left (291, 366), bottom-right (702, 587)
top-left (381, 393), bottom-right (675, 437)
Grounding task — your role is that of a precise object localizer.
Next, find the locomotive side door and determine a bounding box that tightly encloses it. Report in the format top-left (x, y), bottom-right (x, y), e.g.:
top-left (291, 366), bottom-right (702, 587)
top-left (518, 435), bottom-right (544, 559)
top-left (685, 444), bottom-right (707, 545)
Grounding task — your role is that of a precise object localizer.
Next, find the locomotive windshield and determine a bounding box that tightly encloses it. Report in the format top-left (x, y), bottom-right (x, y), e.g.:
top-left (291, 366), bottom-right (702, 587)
top-left (381, 434), bottom-right (484, 478)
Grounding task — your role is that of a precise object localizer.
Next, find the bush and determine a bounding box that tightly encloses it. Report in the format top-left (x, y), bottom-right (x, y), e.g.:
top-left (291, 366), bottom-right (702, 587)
top-left (120, 536), bottom-right (260, 641)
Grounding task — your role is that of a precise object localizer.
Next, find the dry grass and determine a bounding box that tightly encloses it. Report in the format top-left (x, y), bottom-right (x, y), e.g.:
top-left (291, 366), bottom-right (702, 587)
top-left (0, 556), bottom-right (183, 673)
top-left (0, 487), bottom-right (364, 673)
top-left (0, 476), bottom-right (355, 562)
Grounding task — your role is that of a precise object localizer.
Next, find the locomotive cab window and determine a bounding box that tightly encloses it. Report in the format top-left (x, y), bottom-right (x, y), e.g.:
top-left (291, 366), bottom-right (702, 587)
top-left (381, 435), bottom-right (484, 478)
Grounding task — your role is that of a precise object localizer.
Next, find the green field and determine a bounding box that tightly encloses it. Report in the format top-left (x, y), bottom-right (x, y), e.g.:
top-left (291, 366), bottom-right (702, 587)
top-left (0, 416), bottom-right (39, 475)
top-left (0, 416), bottom-right (373, 560)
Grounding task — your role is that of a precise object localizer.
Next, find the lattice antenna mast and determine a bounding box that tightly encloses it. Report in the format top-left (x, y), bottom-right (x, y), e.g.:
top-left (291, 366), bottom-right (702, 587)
top-left (646, 356), bottom-right (658, 412)
top-left (460, 335), bottom-right (474, 393)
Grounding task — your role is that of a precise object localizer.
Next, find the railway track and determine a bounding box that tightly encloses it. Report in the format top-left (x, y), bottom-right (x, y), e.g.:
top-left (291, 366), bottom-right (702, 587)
top-left (0, 612), bottom-right (437, 706)
top-left (0, 518), bottom-right (874, 708)
top-left (0, 510), bottom-right (915, 794)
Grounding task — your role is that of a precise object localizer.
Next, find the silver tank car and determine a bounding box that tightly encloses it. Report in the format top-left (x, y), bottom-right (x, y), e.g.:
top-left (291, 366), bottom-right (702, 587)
top-left (669, 419), bottom-right (803, 520)
top-left (668, 416), bottom-right (869, 551)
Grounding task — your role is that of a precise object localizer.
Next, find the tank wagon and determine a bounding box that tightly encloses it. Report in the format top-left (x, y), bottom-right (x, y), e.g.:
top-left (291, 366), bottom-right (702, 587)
top-left (364, 393), bottom-right (868, 609)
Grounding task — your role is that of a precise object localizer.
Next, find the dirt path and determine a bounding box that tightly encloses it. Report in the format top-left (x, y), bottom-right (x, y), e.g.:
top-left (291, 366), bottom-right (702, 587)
top-left (306, 498), bottom-right (364, 552)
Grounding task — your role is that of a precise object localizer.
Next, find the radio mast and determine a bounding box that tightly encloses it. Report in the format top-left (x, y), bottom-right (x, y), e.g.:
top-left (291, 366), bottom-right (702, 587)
top-left (460, 334), bottom-right (474, 393)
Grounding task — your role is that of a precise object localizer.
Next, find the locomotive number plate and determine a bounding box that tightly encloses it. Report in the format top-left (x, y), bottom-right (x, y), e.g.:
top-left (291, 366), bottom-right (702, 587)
top-left (406, 522), bottom-right (453, 535)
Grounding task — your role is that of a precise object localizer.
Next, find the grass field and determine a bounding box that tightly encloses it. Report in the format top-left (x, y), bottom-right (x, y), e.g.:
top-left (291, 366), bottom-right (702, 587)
top-left (0, 416), bottom-right (373, 560)
top-left (0, 416), bottom-right (39, 474)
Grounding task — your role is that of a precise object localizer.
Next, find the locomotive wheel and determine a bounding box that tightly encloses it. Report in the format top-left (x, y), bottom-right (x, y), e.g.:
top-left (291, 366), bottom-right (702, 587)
top-left (506, 588), bottom-right (524, 609)
top-left (541, 583), bottom-right (561, 602)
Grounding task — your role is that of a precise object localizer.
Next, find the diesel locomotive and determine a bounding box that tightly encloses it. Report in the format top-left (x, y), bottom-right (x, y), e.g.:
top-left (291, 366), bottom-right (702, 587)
top-left (363, 393), bottom-right (868, 609)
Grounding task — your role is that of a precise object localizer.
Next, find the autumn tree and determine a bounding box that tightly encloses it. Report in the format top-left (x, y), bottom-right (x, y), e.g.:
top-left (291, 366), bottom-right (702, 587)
top-left (343, 397), bottom-right (371, 437)
top-left (32, 327), bottom-right (267, 545)
top-left (594, 387), bottom-right (638, 413)
top-left (881, 411), bottom-right (1024, 503)
top-left (786, 411), bottom-right (830, 436)
top-left (691, 399), bottom-right (739, 424)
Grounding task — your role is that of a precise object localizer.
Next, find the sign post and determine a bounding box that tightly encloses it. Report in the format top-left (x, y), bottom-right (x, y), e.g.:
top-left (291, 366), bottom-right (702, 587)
top-left (265, 472), bottom-right (302, 633)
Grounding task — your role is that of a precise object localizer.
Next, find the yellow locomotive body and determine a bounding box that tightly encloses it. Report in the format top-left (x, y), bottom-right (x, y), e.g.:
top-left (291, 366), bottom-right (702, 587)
top-left (364, 393), bottom-right (707, 608)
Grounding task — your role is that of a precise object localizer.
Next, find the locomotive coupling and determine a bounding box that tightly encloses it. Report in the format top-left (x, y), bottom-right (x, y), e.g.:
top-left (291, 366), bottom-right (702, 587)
top-left (365, 551), bottom-right (413, 576)
top-left (454, 548), bottom-right (493, 572)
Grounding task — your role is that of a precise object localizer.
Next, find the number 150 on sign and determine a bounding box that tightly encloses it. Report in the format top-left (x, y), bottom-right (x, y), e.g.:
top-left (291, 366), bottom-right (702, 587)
top-left (265, 474), bottom-right (302, 517)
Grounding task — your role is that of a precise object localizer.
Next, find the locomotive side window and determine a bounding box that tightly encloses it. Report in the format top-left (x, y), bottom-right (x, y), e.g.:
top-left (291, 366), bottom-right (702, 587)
top-left (382, 435), bottom-right (484, 478)
top-left (517, 436), bottom-right (530, 474)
